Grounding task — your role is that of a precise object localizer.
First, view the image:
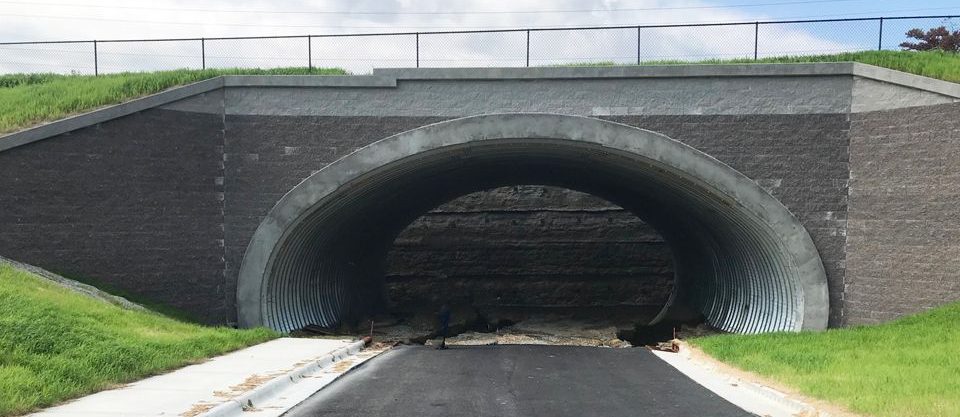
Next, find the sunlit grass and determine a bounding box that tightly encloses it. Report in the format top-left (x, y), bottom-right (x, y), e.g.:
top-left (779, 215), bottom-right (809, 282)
top-left (558, 50), bottom-right (960, 83)
top-left (2, 51), bottom-right (958, 135)
top-left (691, 301), bottom-right (960, 417)
top-left (0, 67), bottom-right (345, 134)
top-left (0, 263), bottom-right (277, 416)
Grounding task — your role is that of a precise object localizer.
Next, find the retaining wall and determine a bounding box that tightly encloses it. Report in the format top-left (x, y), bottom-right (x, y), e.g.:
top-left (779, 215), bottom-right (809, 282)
top-left (0, 63), bottom-right (957, 326)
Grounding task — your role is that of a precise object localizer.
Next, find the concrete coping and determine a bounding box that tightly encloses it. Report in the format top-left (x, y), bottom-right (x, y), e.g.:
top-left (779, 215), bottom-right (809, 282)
top-left (1, 62), bottom-right (958, 153)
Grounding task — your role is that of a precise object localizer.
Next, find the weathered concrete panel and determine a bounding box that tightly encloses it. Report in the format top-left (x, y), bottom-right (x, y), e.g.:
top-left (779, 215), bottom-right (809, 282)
top-left (851, 77), bottom-right (957, 113)
top-left (224, 77), bottom-right (855, 117)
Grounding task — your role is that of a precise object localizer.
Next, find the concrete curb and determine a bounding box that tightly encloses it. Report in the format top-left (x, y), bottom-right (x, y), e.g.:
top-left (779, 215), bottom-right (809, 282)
top-left (198, 339), bottom-right (366, 417)
top-left (651, 348), bottom-right (822, 417)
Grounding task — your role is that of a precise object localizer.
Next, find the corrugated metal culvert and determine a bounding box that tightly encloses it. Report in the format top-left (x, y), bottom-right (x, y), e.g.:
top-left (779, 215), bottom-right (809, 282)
top-left (237, 114), bottom-right (829, 334)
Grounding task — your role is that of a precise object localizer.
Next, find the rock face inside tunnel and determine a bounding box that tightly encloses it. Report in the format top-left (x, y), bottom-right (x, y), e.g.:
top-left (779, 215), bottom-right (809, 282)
top-left (384, 185), bottom-right (675, 323)
top-left (236, 114), bottom-right (829, 334)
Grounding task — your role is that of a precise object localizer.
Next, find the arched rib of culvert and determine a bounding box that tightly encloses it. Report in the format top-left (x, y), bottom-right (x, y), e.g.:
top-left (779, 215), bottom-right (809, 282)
top-left (236, 113), bottom-right (829, 333)
top-left (578, 159), bottom-right (805, 333)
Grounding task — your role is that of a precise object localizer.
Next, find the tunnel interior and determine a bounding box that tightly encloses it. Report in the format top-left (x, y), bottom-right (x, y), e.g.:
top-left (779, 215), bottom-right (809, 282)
top-left (238, 114), bottom-right (828, 337)
top-left (382, 185), bottom-right (681, 341)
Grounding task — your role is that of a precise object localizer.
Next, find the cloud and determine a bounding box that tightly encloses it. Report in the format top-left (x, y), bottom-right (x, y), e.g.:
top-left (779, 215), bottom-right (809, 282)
top-left (0, 0), bottom-right (864, 74)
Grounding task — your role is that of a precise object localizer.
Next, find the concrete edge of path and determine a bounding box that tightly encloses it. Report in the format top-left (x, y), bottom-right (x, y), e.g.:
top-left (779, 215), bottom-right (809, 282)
top-left (197, 339), bottom-right (367, 417)
top-left (651, 346), bottom-right (821, 417)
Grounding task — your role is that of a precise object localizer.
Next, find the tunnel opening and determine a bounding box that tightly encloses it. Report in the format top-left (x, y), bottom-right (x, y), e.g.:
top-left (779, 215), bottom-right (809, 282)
top-left (237, 114), bottom-right (829, 339)
top-left (377, 185), bottom-right (691, 346)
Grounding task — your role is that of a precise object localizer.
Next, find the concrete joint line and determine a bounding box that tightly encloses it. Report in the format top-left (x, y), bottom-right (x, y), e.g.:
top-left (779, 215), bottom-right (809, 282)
top-left (197, 339), bottom-right (366, 417)
top-left (222, 75), bottom-right (397, 88)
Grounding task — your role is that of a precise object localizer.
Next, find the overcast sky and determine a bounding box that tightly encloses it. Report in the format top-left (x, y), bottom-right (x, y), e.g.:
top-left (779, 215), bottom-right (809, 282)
top-left (1, 0), bottom-right (958, 73)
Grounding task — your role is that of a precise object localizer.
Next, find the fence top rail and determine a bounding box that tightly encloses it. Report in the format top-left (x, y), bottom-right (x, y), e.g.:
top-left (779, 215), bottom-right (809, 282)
top-left (0, 14), bottom-right (956, 45)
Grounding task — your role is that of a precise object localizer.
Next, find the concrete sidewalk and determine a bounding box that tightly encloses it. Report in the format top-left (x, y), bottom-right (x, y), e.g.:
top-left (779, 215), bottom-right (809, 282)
top-left (29, 338), bottom-right (364, 417)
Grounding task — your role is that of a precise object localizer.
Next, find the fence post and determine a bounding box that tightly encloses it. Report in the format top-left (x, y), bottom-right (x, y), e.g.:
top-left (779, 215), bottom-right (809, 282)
top-left (416, 33), bottom-right (420, 68)
top-left (877, 17), bottom-right (884, 51)
top-left (308, 35), bottom-right (312, 72)
top-left (201, 38), bottom-right (206, 69)
top-left (636, 26), bottom-right (641, 65)
top-left (753, 22), bottom-right (759, 60)
top-left (526, 30), bottom-right (530, 67)
top-left (93, 40), bottom-right (98, 76)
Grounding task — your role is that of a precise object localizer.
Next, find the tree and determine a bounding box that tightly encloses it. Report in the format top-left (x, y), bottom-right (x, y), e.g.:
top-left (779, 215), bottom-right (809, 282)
top-left (899, 26), bottom-right (960, 52)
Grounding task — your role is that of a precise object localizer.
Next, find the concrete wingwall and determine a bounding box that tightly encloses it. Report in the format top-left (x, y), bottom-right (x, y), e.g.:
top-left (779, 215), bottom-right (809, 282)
top-left (0, 64), bottom-right (957, 327)
top-left (0, 110), bottom-right (226, 318)
top-left (845, 102), bottom-right (960, 325)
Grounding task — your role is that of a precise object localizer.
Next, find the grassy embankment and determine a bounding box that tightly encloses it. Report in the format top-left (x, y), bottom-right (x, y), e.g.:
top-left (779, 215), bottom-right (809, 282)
top-left (0, 67), bottom-right (345, 134)
top-left (1, 51), bottom-right (959, 135)
top-left (0, 263), bottom-right (277, 416)
top-left (692, 301), bottom-right (960, 417)
top-left (562, 49), bottom-right (960, 83)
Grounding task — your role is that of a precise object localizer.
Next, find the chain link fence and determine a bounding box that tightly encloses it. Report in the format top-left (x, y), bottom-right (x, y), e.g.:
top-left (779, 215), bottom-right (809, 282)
top-left (1, 15), bottom-right (956, 75)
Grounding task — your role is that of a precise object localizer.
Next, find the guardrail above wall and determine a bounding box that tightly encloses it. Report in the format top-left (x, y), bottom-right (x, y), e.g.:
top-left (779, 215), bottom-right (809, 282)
top-left (0, 14), bottom-right (956, 75)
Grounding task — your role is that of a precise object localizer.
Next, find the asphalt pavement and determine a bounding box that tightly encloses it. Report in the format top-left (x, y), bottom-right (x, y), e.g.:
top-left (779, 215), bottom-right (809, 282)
top-left (283, 345), bottom-right (754, 417)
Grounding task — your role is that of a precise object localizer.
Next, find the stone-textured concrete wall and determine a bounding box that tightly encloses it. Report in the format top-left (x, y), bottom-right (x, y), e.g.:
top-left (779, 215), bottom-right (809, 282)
top-left (385, 186), bottom-right (675, 314)
top-left (845, 102), bottom-right (960, 324)
top-left (0, 109), bottom-right (226, 321)
top-left (7, 68), bottom-right (954, 327)
top-left (0, 111), bottom-right (853, 326)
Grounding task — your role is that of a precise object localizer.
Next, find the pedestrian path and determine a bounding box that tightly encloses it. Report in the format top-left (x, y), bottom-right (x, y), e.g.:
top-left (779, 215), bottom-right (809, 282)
top-left (28, 338), bottom-right (366, 417)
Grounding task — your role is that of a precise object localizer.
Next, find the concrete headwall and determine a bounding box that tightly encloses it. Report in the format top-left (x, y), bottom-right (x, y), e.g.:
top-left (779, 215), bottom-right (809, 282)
top-left (217, 111), bottom-right (850, 325)
top-left (0, 63), bottom-right (957, 327)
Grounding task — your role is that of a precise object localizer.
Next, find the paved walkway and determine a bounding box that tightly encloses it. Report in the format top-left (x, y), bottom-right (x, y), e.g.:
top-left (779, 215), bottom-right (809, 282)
top-left (284, 345), bottom-right (753, 417)
top-left (29, 338), bottom-right (358, 417)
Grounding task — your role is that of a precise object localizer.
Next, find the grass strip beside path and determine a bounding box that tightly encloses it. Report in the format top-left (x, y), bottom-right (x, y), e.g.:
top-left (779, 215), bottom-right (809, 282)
top-left (0, 263), bottom-right (277, 416)
top-left (0, 67), bottom-right (345, 134)
top-left (692, 301), bottom-right (960, 417)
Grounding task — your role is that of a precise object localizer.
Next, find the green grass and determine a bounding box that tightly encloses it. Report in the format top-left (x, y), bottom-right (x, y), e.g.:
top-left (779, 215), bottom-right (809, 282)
top-left (559, 50), bottom-right (960, 83)
top-left (692, 301), bottom-right (960, 417)
top-left (0, 67), bottom-right (345, 134)
top-left (2, 50), bottom-right (958, 136)
top-left (53, 271), bottom-right (204, 323)
top-left (0, 263), bottom-right (278, 416)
